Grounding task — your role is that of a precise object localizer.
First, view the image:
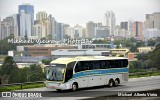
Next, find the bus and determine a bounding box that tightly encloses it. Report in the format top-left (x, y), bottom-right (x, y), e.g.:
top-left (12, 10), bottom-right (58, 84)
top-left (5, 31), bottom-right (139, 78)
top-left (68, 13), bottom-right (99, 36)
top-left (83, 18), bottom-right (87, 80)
top-left (45, 56), bottom-right (129, 91)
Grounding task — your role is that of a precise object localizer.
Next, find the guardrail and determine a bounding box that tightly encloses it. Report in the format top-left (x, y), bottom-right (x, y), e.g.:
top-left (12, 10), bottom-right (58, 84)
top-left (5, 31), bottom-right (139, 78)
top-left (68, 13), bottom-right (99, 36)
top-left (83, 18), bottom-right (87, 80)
top-left (0, 81), bottom-right (45, 90)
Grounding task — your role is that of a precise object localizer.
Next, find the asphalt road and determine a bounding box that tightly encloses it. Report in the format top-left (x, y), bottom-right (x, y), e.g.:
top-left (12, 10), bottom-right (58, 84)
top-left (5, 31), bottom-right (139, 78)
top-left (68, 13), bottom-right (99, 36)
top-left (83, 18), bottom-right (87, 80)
top-left (1, 76), bottom-right (160, 100)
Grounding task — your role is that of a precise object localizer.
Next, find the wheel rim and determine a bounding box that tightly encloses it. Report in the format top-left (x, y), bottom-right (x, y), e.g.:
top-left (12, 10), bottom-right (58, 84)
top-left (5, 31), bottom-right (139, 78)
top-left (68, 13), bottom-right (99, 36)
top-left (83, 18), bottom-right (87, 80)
top-left (72, 84), bottom-right (77, 91)
top-left (109, 80), bottom-right (113, 87)
top-left (115, 80), bottom-right (118, 86)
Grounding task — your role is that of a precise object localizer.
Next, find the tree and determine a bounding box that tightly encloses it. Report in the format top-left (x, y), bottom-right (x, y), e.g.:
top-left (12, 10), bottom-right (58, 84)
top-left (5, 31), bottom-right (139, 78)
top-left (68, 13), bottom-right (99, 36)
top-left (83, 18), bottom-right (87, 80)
top-left (0, 56), bottom-right (19, 83)
top-left (28, 64), bottom-right (44, 82)
top-left (136, 40), bottom-right (144, 47)
top-left (46, 34), bottom-right (52, 39)
top-left (116, 45), bottom-right (120, 49)
top-left (18, 67), bottom-right (30, 83)
top-left (147, 40), bottom-right (156, 46)
top-left (130, 45), bottom-right (137, 52)
top-left (137, 53), bottom-right (147, 61)
top-left (0, 35), bottom-right (16, 55)
top-left (141, 44), bottom-right (160, 70)
top-left (149, 45), bottom-right (160, 69)
top-left (42, 59), bottom-right (51, 65)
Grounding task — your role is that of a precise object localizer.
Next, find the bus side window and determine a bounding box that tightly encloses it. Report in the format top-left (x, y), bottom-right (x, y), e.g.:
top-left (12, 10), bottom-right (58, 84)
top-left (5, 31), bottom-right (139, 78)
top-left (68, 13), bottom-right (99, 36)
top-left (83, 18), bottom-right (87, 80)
top-left (115, 60), bottom-right (119, 68)
top-left (118, 60), bottom-right (122, 68)
top-left (100, 61), bottom-right (106, 69)
top-left (105, 61), bottom-right (110, 69)
top-left (84, 61), bottom-right (93, 70)
top-left (75, 61), bottom-right (88, 72)
top-left (110, 60), bottom-right (116, 68)
top-left (120, 60), bottom-right (123, 68)
top-left (75, 61), bottom-right (81, 72)
top-left (93, 61), bottom-right (100, 69)
top-left (123, 59), bottom-right (128, 67)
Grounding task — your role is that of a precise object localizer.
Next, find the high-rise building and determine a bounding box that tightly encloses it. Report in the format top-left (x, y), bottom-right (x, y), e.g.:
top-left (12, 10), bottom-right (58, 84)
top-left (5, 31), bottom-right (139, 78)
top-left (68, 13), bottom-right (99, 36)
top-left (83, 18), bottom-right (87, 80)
top-left (33, 22), bottom-right (45, 39)
top-left (48, 15), bottom-right (57, 40)
top-left (48, 15), bottom-right (64, 41)
top-left (35, 11), bottom-right (49, 38)
top-left (74, 24), bottom-right (83, 38)
top-left (63, 24), bottom-right (70, 39)
top-left (132, 21), bottom-right (143, 40)
top-left (1, 16), bottom-right (14, 40)
top-left (19, 10), bottom-right (32, 37)
top-left (12, 14), bottom-right (20, 39)
top-left (19, 3), bottom-right (34, 36)
top-left (120, 22), bottom-right (128, 30)
top-left (82, 28), bottom-right (86, 38)
top-left (144, 12), bottom-right (160, 30)
top-left (114, 25), bottom-right (120, 37)
top-left (104, 11), bottom-right (116, 35)
top-left (36, 11), bottom-right (47, 21)
top-left (143, 29), bottom-right (160, 41)
top-left (66, 27), bottom-right (74, 39)
top-left (56, 23), bottom-right (64, 41)
top-left (96, 26), bottom-right (109, 38)
top-left (119, 19), bottom-right (133, 38)
top-left (128, 18), bottom-right (133, 38)
top-left (86, 21), bottom-right (96, 38)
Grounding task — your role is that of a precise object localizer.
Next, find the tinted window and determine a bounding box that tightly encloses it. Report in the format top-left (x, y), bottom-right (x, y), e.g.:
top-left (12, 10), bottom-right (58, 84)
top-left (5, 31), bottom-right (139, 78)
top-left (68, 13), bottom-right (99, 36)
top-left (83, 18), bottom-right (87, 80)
top-left (75, 61), bottom-right (83, 72)
top-left (74, 59), bottom-right (128, 72)
top-left (105, 60), bottom-right (111, 68)
top-left (122, 59), bottom-right (128, 67)
top-left (84, 61), bottom-right (93, 70)
top-left (108, 59), bottom-right (128, 68)
top-left (93, 61), bottom-right (100, 69)
top-left (100, 60), bottom-right (106, 69)
top-left (75, 61), bottom-right (93, 72)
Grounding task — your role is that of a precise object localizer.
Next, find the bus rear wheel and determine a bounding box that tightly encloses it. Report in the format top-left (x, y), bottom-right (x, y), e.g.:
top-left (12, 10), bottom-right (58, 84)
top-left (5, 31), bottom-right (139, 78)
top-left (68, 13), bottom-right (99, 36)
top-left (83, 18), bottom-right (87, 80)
top-left (108, 79), bottom-right (114, 87)
top-left (72, 83), bottom-right (78, 91)
top-left (114, 79), bottom-right (119, 87)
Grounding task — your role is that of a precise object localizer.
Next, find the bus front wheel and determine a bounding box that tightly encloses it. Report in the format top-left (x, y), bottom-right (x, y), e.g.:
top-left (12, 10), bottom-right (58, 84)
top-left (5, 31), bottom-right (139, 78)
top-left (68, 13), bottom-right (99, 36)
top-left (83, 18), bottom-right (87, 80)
top-left (56, 89), bottom-right (62, 92)
top-left (72, 83), bottom-right (78, 91)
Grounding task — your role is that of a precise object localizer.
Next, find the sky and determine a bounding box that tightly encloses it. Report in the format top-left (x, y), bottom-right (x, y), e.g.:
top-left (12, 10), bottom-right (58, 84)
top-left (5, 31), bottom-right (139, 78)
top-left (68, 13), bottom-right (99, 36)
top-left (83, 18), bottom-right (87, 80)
top-left (0, 0), bottom-right (160, 27)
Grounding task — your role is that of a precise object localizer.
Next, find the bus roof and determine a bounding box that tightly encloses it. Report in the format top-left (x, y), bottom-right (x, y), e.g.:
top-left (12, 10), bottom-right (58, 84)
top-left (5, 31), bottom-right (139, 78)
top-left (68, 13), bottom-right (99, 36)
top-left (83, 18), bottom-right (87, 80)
top-left (50, 56), bottom-right (128, 65)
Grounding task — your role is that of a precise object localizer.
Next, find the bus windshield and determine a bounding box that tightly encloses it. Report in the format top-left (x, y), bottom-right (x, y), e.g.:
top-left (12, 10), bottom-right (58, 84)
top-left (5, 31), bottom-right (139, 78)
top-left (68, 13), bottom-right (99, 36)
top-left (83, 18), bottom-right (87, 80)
top-left (46, 64), bottom-right (66, 81)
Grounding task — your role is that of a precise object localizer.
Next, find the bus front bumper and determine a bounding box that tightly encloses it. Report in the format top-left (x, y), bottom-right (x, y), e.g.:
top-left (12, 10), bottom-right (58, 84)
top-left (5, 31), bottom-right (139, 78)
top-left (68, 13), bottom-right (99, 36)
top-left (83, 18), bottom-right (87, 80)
top-left (45, 81), bottom-right (71, 90)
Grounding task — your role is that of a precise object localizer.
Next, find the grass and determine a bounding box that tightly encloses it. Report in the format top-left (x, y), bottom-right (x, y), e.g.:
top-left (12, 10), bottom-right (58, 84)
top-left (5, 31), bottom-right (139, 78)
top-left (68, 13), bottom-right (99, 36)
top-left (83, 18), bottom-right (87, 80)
top-left (0, 83), bottom-right (45, 92)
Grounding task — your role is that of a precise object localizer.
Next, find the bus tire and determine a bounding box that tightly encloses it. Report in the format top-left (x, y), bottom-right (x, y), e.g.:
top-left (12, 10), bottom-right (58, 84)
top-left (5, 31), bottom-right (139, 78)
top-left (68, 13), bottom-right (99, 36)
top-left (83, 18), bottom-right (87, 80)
top-left (114, 79), bottom-right (119, 87)
top-left (108, 79), bottom-right (114, 87)
top-left (72, 82), bottom-right (78, 91)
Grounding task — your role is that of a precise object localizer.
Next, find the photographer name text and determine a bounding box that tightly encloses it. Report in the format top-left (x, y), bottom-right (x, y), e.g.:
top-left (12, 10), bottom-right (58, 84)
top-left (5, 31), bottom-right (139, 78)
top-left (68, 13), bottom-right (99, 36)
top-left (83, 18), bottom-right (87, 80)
top-left (7, 39), bottom-right (93, 44)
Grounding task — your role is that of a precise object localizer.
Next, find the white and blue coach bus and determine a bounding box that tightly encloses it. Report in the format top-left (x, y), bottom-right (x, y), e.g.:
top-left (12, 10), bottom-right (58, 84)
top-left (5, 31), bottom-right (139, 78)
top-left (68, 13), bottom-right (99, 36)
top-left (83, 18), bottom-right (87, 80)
top-left (45, 56), bottom-right (129, 91)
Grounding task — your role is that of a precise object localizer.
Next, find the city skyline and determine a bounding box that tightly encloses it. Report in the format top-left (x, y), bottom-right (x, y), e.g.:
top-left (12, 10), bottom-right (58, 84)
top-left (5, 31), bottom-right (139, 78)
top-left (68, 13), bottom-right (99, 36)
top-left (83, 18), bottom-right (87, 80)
top-left (0, 0), bottom-right (160, 27)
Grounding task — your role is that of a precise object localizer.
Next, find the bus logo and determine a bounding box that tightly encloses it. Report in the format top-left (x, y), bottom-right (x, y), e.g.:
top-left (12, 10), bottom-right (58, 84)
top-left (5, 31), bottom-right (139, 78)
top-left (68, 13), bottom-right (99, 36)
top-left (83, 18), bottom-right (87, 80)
top-left (2, 92), bottom-right (11, 97)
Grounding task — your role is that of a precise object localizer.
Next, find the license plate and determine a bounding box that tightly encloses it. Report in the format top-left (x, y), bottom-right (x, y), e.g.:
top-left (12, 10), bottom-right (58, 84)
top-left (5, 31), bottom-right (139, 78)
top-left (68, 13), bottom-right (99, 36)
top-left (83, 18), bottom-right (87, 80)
top-left (47, 86), bottom-right (57, 89)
